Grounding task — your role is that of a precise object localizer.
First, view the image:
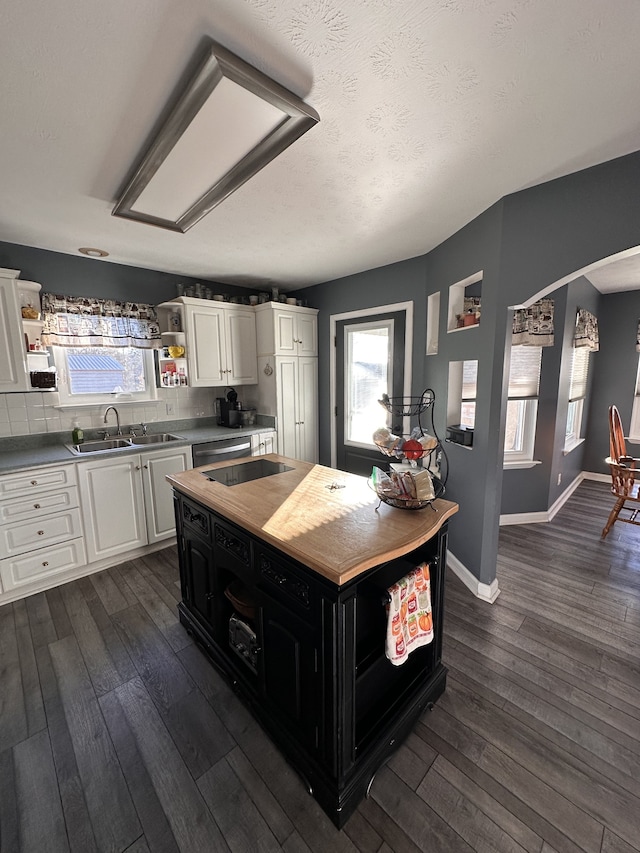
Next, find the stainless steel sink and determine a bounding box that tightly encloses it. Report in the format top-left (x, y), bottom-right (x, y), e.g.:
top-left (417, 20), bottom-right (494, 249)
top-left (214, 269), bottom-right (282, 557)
top-left (67, 438), bottom-right (133, 454)
top-left (129, 433), bottom-right (181, 445)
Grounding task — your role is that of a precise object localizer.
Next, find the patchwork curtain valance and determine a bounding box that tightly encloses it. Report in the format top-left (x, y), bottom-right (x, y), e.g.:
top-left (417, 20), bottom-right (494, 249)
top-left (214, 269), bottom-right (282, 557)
top-left (41, 294), bottom-right (161, 349)
top-left (512, 298), bottom-right (554, 346)
top-left (636, 319), bottom-right (640, 353)
top-left (574, 308), bottom-right (599, 352)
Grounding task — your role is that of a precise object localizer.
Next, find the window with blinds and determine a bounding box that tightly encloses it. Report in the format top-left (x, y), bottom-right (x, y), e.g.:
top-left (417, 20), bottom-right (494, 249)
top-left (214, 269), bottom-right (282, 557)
top-left (565, 346), bottom-right (591, 449)
top-left (504, 346), bottom-right (543, 463)
top-left (507, 346), bottom-right (542, 398)
top-left (460, 360), bottom-right (477, 428)
top-left (568, 346), bottom-right (590, 402)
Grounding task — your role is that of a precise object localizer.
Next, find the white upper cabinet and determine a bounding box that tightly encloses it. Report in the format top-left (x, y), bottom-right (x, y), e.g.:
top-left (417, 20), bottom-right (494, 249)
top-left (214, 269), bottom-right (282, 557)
top-left (0, 268), bottom-right (37, 393)
top-left (255, 303), bottom-right (318, 357)
top-left (159, 298), bottom-right (258, 387)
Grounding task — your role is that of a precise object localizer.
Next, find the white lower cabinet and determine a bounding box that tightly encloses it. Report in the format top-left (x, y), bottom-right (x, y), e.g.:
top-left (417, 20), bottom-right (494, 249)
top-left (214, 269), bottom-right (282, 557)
top-left (0, 463), bottom-right (87, 595)
top-left (142, 448), bottom-right (192, 543)
top-left (78, 446), bottom-right (191, 563)
top-left (251, 430), bottom-right (276, 456)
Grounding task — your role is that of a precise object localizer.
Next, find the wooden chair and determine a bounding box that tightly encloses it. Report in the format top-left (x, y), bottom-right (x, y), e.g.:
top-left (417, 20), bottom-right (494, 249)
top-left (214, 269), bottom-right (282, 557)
top-left (601, 405), bottom-right (640, 539)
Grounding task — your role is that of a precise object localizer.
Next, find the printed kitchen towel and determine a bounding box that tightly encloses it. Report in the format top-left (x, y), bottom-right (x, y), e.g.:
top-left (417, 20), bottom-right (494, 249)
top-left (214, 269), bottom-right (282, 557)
top-left (385, 562), bottom-right (434, 666)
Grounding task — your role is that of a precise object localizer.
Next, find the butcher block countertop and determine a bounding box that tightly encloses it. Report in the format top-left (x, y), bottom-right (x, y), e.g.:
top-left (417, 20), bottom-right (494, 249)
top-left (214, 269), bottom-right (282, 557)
top-left (166, 454), bottom-right (458, 586)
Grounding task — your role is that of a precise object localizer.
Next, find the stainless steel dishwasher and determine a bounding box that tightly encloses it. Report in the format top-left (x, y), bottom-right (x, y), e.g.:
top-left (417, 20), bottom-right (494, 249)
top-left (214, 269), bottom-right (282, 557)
top-left (192, 435), bottom-right (252, 467)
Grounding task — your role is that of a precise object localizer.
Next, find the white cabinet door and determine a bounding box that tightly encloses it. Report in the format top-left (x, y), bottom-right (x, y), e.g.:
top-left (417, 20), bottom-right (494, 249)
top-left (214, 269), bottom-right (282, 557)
top-left (297, 357), bottom-right (318, 463)
top-left (274, 357), bottom-right (318, 463)
top-left (274, 310), bottom-right (297, 355)
top-left (0, 273), bottom-right (30, 393)
top-left (142, 446), bottom-right (191, 544)
top-left (78, 456), bottom-right (147, 562)
top-left (255, 302), bottom-right (318, 359)
top-left (185, 304), bottom-right (225, 386)
top-left (251, 431), bottom-right (276, 456)
top-left (272, 308), bottom-right (318, 357)
top-left (183, 302), bottom-right (257, 386)
top-left (296, 313), bottom-right (318, 357)
top-left (226, 308), bottom-right (257, 384)
top-left (276, 357), bottom-right (299, 459)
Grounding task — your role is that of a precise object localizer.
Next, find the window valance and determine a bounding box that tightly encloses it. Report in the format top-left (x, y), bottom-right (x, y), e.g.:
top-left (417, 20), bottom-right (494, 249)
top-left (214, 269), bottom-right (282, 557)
top-left (636, 319), bottom-right (640, 353)
top-left (41, 294), bottom-right (161, 349)
top-left (574, 308), bottom-right (599, 352)
top-left (512, 298), bottom-right (554, 346)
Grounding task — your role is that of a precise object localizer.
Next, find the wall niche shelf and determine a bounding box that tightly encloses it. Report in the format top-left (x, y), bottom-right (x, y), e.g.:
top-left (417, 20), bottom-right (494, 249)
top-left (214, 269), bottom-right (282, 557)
top-left (447, 271), bottom-right (482, 333)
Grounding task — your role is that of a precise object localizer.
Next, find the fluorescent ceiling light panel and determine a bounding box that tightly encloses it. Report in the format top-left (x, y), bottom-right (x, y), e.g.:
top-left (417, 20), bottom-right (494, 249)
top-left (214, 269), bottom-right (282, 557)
top-left (113, 38), bottom-right (319, 232)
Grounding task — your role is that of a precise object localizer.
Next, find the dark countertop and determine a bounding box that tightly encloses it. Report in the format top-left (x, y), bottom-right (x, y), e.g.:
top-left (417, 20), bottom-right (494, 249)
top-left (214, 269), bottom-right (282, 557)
top-left (0, 417), bottom-right (276, 475)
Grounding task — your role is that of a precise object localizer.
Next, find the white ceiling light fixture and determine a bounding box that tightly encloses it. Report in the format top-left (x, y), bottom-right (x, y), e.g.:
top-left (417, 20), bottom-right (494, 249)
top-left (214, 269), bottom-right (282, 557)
top-left (113, 37), bottom-right (319, 233)
top-left (78, 247), bottom-right (109, 257)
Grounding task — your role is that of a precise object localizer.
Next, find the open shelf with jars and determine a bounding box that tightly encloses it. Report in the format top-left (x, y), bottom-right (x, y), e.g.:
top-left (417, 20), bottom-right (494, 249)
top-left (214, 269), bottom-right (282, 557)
top-left (155, 301), bottom-right (189, 387)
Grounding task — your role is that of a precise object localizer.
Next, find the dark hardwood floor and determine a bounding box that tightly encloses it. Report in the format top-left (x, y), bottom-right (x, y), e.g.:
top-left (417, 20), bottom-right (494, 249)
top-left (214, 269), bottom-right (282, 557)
top-left (1, 478), bottom-right (639, 852)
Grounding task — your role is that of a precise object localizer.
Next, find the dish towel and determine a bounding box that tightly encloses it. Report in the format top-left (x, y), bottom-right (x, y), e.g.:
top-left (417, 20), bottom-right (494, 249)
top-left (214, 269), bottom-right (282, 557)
top-left (385, 561), bottom-right (434, 666)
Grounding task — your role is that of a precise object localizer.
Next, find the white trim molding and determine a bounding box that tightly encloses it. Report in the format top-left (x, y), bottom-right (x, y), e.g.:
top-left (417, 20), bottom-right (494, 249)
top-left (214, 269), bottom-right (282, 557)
top-left (329, 301), bottom-right (414, 468)
top-left (500, 471), bottom-right (608, 525)
top-left (446, 550), bottom-right (500, 603)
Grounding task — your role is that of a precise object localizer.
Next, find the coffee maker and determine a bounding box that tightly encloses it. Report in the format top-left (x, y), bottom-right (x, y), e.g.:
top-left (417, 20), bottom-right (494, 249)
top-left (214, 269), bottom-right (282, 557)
top-left (217, 387), bottom-right (241, 427)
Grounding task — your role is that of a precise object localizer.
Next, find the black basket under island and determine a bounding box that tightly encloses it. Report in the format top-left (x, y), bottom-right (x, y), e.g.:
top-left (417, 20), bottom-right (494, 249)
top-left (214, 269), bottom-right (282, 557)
top-left (167, 455), bottom-right (458, 827)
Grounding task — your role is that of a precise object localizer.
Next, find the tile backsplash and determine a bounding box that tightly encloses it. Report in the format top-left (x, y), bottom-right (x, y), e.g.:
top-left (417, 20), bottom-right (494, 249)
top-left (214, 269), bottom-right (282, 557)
top-left (0, 386), bottom-right (252, 437)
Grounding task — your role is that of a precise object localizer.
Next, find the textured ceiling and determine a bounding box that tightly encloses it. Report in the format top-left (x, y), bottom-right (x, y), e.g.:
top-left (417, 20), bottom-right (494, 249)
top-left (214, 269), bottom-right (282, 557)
top-left (1, 0), bottom-right (640, 291)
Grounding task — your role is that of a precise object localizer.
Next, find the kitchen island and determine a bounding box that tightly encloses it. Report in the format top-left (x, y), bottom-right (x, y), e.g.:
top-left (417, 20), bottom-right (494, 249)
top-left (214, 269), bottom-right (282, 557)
top-left (167, 454), bottom-right (458, 827)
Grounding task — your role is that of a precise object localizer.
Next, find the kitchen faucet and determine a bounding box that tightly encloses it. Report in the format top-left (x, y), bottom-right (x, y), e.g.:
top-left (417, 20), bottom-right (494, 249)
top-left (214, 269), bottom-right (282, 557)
top-left (103, 406), bottom-right (122, 435)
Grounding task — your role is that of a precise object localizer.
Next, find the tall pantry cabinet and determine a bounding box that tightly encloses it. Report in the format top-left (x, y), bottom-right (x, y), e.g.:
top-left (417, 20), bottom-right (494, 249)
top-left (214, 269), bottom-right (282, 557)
top-left (255, 303), bottom-right (319, 463)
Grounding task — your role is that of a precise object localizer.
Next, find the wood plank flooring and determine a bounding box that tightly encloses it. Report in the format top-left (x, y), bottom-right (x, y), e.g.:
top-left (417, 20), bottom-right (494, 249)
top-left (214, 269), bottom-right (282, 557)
top-left (1, 478), bottom-right (639, 852)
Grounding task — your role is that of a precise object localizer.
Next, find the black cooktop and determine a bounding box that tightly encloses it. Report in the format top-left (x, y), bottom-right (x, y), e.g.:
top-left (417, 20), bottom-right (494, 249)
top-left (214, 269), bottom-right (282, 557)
top-left (201, 459), bottom-right (294, 487)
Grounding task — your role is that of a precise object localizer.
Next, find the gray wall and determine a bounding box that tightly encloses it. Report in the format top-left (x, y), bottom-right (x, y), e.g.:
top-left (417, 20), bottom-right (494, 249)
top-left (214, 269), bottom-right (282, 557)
top-left (298, 150), bottom-right (640, 588)
top-left (0, 240), bottom-right (241, 303)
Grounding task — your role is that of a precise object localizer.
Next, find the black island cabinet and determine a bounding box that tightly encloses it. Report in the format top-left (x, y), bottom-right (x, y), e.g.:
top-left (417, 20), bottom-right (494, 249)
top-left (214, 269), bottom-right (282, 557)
top-left (173, 482), bottom-right (453, 828)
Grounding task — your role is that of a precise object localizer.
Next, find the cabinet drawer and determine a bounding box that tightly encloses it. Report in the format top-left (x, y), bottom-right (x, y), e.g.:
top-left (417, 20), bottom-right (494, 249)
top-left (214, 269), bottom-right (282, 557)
top-left (0, 537), bottom-right (87, 591)
top-left (257, 546), bottom-right (313, 616)
top-left (0, 485), bottom-right (79, 524)
top-left (212, 516), bottom-right (253, 585)
top-left (1, 507), bottom-right (84, 557)
top-left (181, 497), bottom-right (211, 541)
top-left (0, 464), bottom-right (77, 499)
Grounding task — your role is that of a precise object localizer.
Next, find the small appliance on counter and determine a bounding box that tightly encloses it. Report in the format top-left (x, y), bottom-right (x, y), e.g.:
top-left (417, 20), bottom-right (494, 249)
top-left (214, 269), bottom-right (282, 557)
top-left (218, 387), bottom-right (241, 427)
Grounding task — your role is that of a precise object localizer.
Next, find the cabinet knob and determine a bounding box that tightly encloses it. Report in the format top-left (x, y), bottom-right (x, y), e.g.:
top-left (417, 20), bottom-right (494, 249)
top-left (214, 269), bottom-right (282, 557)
top-left (34, 503), bottom-right (41, 509)
top-left (37, 530), bottom-right (45, 536)
top-left (143, 464), bottom-right (149, 470)
top-left (31, 480), bottom-right (38, 486)
top-left (136, 465), bottom-right (141, 470)
top-left (42, 561), bottom-right (49, 567)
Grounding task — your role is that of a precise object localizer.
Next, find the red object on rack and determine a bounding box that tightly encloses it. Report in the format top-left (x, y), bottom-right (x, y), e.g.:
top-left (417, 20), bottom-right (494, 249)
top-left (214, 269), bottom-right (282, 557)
top-left (402, 439), bottom-right (424, 460)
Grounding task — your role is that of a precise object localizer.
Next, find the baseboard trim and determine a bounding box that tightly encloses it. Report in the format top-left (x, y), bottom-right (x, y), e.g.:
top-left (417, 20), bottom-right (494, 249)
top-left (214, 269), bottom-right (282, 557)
top-left (446, 550), bottom-right (500, 603)
top-left (581, 471), bottom-right (610, 483)
top-left (499, 510), bottom-right (549, 526)
top-left (499, 471), bottom-right (606, 526)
